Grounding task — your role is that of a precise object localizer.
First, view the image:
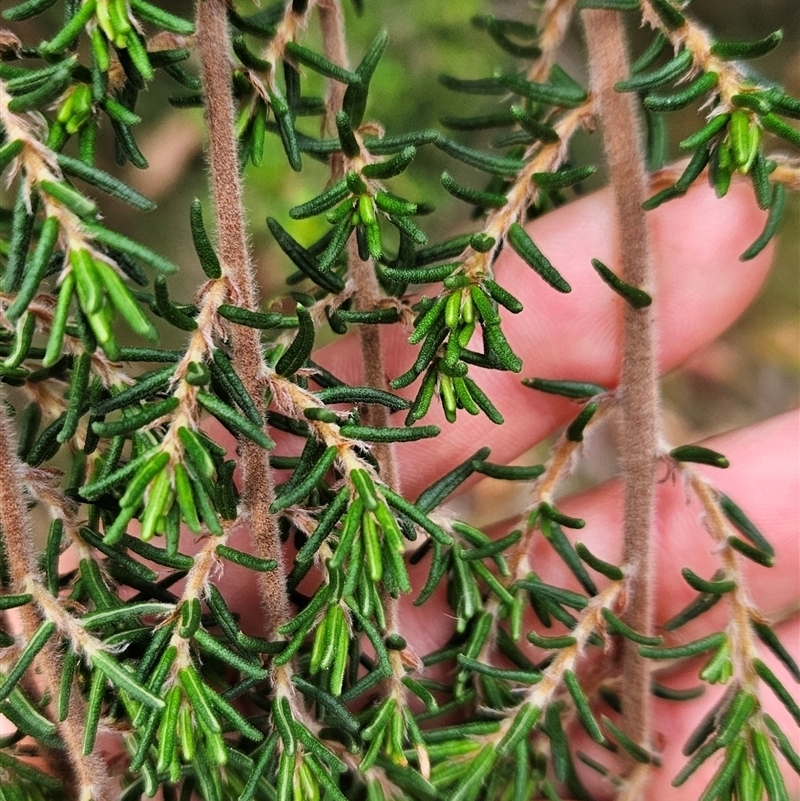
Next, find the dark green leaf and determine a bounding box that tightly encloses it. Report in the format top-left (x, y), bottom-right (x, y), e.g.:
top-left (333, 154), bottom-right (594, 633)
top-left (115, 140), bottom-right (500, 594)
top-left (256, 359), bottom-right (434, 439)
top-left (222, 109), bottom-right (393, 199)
top-left (669, 444), bottom-right (730, 468)
top-left (508, 223), bottom-right (570, 292)
top-left (710, 30), bottom-right (783, 60)
top-left (266, 217), bottom-right (345, 293)
top-left (275, 306), bottom-right (315, 377)
top-left (644, 71), bottom-right (719, 112)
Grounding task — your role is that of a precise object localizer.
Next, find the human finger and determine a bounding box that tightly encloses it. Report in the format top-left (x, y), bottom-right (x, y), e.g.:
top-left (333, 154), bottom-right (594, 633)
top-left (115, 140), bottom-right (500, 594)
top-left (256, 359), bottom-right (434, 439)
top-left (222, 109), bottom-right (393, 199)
top-left (543, 410), bottom-right (800, 626)
top-left (402, 411), bottom-right (800, 784)
top-left (400, 410), bottom-right (799, 718)
top-left (312, 179), bottom-right (772, 498)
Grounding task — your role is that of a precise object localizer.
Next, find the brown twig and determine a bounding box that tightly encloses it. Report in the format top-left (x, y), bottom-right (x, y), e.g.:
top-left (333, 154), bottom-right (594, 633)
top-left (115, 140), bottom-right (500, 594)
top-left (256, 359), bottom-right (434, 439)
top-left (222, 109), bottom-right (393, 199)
top-left (0, 401), bottom-right (113, 801)
top-left (195, 0), bottom-right (289, 637)
top-left (582, 9), bottom-right (659, 794)
top-left (508, 399), bottom-right (612, 583)
top-left (316, 0), bottom-right (350, 137)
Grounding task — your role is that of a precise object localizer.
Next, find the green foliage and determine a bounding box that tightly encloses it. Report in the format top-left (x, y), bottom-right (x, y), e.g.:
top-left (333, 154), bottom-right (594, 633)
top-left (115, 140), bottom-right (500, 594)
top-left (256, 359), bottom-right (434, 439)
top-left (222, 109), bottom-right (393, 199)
top-left (0, 1), bottom-right (797, 801)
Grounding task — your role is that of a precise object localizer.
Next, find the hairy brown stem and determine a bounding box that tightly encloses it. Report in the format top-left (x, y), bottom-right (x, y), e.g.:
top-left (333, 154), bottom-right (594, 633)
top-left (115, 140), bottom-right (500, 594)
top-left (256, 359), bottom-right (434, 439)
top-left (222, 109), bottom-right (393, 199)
top-left (0, 400), bottom-right (113, 801)
top-left (196, 0), bottom-right (289, 636)
top-left (582, 9), bottom-right (659, 790)
top-left (317, 0), bottom-right (349, 137)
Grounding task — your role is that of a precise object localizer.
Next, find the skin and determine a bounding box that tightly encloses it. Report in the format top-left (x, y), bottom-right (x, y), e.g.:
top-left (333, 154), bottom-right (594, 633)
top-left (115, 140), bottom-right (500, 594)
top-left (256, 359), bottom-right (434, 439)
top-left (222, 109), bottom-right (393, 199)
top-left (212, 177), bottom-right (799, 798)
top-left (76, 178), bottom-right (797, 798)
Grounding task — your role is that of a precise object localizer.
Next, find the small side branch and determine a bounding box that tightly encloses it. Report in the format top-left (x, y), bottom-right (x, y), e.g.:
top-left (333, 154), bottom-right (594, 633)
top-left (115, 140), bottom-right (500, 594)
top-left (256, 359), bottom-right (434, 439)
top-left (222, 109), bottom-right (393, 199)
top-left (348, 239), bottom-right (403, 643)
top-left (0, 400), bottom-right (113, 801)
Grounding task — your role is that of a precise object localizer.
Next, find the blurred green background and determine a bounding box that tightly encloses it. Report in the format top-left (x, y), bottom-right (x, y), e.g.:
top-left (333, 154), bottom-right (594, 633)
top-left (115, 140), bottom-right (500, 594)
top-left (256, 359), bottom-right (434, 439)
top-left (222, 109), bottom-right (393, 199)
top-left (5, 0), bottom-right (798, 513)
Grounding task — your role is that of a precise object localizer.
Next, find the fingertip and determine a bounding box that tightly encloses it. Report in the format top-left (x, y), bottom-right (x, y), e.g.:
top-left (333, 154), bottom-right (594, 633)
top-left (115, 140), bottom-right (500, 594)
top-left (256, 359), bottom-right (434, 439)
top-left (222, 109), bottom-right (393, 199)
top-left (650, 179), bottom-right (774, 373)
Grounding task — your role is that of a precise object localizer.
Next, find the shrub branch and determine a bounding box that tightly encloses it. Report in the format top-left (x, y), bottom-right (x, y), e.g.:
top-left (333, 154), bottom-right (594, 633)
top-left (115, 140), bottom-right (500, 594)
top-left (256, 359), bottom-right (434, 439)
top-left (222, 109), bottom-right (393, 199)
top-left (582, 8), bottom-right (659, 793)
top-left (195, 0), bottom-right (288, 636)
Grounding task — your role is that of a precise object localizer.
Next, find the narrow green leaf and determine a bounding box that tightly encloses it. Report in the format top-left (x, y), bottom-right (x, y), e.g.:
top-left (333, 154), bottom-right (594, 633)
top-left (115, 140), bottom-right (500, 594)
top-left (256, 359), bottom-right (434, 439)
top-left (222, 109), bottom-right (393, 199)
top-left (639, 631), bottom-right (727, 660)
top-left (0, 622), bottom-right (56, 702)
top-left (83, 223), bottom-right (178, 274)
top-left (651, 682), bottom-right (705, 702)
top-left (463, 377), bottom-right (504, 424)
top-left (648, 0), bottom-right (685, 29)
top-left (577, 0), bottom-right (640, 8)
top-left (680, 567), bottom-right (735, 595)
top-left (508, 223), bottom-right (570, 292)
top-left (82, 602), bottom-right (173, 631)
top-left (197, 390), bottom-right (274, 450)
top-left (508, 105), bottom-right (559, 142)
top-left (564, 669), bottom-right (605, 743)
top-left (2, 0), bottom-right (58, 21)
top-left (527, 629), bottom-right (576, 649)
top-left (153, 275), bottom-right (197, 331)
top-left (6, 216), bottom-right (59, 323)
top-left (715, 690), bottom-right (757, 746)
top-left (602, 716), bottom-right (653, 763)
top-left (752, 727), bottom-right (790, 801)
top-left (449, 745), bottom-right (497, 801)
top-left (81, 668), bottom-right (106, 755)
top-left (215, 544), bottom-right (277, 573)
top-left (57, 154), bottom-right (154, 211)
top-left (670, 444), bottom-right (730, 468)
top-left (751, 620), bottom-right (800, 682)
top-left (290, 180), bottom-right (350, 220)
top-left (285, 41), bottom-right (359, 84)
top-left (92, 651), bottom-right (165, 709)
top-left (753, 659), bottom-right (800, 726)
top-left (343, 31), bottom-right (389, 127)
top-left (340, 423), bottom-right (439, 443)
top-left (92, 368), bottom-right (173, 419)
top-left (436, 137), bottom-right (524, 177)
top-left (615, 49), bottom-right (693, 92)
top-left (194, 629), bottom-right (268, 680)
top-left (497, 72), bottom-right (587, 108)
top-left (680, 113), bottom-right (731, 151)
top-left (564, 400), bottom-right (599, 442)
top-left (0, 593), bottom-right (33, 611)
top-left (275, 306), bottom-right (315, 377)
top-left (441, 172), bottom-right (507, 208)
top-left (177, 666), bottom-right (220, 732)
top-left (39, 179), bottom-right (97, 219)
top-left (591, 258), bottom-right (651, 308)
top-left (539, 503), bottom-right (585, 530)
top-left (675, 143), bottom-right (712, 193)
top-left (381, 486), bottom-right (452, 545)
top-left (439, 74), bottom-right (506, 95)
top-left (602, 608), bottom-right (662, 645)
top-left (189, 199), bottom-right (222, 278)
top-left (497, 703), bottom-right (542, 757)
top-left (664, 591), bottom-right (723, 631)
top-left (362, 145), bottom-right (416, 179)
top-left (644, 71), bottom-right (719, 112)
top-left (711, 30), bottom-right (783, 60)
top-left (91, 397), bottom-right (178, 438)
top-left (455, 654), bottom-right (539, 684)
top-left (217, 303), bottom-right (294, 329)
top-left (533, 165), bottom-right (596, 190)
top-left (740, 184), bottom-right (786, 261)
top-left (728, 536), bottom-right (774, 567)
top-left (267, 217), bottom-right (344, 293)
top-left (315, 386), bottom-right (409, 411)
top-left (271, 446), bottom-right (337, 512)
top-left (129, 0), bottom-right (193, 33)
top-left (764, 715), bottom-right (800, 776)
top-left (210, 348), bottom-right (262, 425)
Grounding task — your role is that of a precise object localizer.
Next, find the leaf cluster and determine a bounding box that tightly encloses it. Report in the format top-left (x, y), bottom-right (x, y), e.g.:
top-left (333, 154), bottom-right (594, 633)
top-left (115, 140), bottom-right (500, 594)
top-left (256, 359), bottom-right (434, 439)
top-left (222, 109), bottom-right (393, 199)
top-left (0, 1), bottom-right (797, 800)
